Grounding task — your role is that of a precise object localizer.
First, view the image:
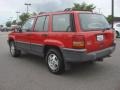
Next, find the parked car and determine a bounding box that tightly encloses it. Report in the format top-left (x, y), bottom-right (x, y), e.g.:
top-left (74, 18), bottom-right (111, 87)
top-left (8, 11), bottom-right (116, 74)
top-left (1, 27), bottom-right (10, 32)
top-left (114, 22), bottom-right (120, 38)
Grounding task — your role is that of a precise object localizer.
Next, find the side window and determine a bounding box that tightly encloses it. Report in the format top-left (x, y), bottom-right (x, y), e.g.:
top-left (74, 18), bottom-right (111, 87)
top-left (22, 18), bottom-right (34, 32)
top-left (34, 16), bottom-right (49, 32)
top-left (44, 16), bottom-right (49, 31)
top-left (53, 14), bottom-right (71, 32)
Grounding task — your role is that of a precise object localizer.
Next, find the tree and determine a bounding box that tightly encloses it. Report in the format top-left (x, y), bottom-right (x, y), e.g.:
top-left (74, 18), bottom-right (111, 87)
top-left (0, 25), bottom-right (3, 27)
top-left (32, 12), bottom-right (37, 16)
top-left (72, 2), bottom-right (96, 11)
top-left (6, 21), bottom-right (12, 27)
top-left (106, 15), bottom-right (113, 24)
top-left (19, 13), bottom-right (30, 25)
top-left (12, 20), bottom-right (17, 25)
top-left (17, 21), bottom-right (23, 26)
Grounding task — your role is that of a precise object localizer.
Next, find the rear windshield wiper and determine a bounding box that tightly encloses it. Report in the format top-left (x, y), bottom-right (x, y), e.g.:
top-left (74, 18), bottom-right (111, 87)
top-left (102, 28), bottom-right (111, 32)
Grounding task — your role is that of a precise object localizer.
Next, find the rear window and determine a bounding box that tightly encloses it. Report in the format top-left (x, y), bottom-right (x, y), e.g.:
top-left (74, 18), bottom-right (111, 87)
top-left (79, 14), bottom-right (110, 31)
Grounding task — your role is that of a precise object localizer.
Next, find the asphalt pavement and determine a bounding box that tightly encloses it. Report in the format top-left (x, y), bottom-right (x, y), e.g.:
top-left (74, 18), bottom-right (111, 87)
top-left (0, 32), bottom-right (120, 90)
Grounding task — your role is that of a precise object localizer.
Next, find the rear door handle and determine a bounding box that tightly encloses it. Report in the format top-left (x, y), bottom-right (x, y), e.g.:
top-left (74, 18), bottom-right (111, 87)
top-left (41, 34), bottom-right (48, 37)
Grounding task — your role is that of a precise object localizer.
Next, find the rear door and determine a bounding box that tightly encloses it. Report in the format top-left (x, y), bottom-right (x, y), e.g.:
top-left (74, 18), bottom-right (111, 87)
top-left (48, 13), bottom-right (76, 48)
top-left (79, 13), bottom-right (114, 52)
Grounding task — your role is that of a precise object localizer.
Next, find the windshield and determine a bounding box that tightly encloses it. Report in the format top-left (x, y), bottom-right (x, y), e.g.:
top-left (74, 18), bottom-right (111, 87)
top-left (79, 14), bottom-right (110, 31)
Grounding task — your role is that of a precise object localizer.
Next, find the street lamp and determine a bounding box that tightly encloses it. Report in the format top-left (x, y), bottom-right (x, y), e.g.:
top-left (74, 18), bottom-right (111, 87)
top-left (24, 3), bottom-right (31, 13)
top-left (112, 0), bottom-right (114, 28)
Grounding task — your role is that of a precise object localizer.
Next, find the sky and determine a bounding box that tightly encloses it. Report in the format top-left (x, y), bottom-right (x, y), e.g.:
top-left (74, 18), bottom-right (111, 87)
top-left (0, 0), bottom-right (120, 26)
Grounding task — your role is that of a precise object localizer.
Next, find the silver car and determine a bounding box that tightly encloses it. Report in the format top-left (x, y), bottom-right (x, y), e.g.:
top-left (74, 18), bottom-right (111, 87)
top-left (114, 23), bottom-right (120, 38)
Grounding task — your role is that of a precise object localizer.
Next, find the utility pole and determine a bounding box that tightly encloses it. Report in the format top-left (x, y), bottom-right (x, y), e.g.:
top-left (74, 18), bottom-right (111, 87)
top-left (112, 0), bottom-right (114, 28)
top-left (16, 11), bottom-right (20, 22)
top-left (24, 3), bottom-right (31, 13)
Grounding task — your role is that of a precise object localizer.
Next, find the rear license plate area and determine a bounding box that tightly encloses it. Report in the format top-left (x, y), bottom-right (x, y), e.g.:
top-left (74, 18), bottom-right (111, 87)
top-left (97, 35), bottom-right (104, 41)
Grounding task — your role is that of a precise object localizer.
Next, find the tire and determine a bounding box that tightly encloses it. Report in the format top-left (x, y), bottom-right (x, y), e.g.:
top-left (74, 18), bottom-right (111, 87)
top-left (116, 31), bottom-right (119, 38)
top-left (9, 41), bottom-right (21, 57)
top-left (45, 48), bottom-right (65, 74)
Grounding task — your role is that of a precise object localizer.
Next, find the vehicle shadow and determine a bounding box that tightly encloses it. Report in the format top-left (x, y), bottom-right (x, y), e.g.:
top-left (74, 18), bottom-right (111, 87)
top-left (18, 53), bottom-right (46, 67)
top-left (65, 62), bottom-right (104, 76)
top-left (15, 53), bottom-right (110, 78)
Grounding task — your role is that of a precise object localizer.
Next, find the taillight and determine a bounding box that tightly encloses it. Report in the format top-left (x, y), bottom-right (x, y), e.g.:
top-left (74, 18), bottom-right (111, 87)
top-left (113, 30), bottom-right (116, 43)
top-left (72, 35), bottom-right (85, 49)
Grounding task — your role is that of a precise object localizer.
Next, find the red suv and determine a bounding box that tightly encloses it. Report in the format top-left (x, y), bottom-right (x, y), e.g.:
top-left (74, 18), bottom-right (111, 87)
top-left (8, 11), bottom-right (116, 74)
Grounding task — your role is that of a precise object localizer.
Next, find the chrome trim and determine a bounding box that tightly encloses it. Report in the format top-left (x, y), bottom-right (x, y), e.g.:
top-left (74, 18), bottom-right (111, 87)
top-left (15, 41), bottom-right (29, 44)
top-left (15, 41), bottom-right (43, 46)
top-left (63, 45), bottom-right (115, 53)
top-left (30, 43), bottom-right (43, 46)
top-left (62, 48), bottom-right (87, 52)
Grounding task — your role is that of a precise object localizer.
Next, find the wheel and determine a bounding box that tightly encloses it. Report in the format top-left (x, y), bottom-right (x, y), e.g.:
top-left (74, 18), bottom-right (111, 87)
top-left (9, 41), bottom-right (21, 57)
top-left (45, 48), bottom-right (65, 74)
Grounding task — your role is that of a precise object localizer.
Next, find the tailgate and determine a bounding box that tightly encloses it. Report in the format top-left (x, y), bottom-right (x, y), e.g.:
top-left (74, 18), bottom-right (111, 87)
top-left (84, 30), bottom-right (114, 52)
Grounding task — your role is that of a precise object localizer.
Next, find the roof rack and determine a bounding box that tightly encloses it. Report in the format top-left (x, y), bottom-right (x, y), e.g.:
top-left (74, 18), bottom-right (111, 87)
top-left (64, 8), bottom-right (72, 11)
top-left (39, 12), bottom-right (46, 15)
top-left (38, 10), bottom-right (71, 15)
top-left (38, 9), bottom-right (92, 15)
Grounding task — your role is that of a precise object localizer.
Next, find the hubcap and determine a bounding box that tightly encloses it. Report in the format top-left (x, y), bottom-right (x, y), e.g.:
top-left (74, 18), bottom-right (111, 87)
top-left (10, 43), bottom-right (15, 55)
top-left (48, 54), bottom-right (59, 71)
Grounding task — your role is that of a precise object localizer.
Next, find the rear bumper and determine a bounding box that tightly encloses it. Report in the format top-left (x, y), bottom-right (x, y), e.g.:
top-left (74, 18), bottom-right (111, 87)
top-left (61, 44), bottom-right (116, 62)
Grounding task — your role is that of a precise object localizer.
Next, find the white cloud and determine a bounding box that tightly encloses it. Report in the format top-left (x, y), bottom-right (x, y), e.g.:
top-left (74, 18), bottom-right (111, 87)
top-left (0, 0), bottom-right (119, 25)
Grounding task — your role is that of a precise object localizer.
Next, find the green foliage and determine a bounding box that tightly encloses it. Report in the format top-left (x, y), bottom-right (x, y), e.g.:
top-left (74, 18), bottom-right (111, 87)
top-left (106, 15), bottom-right (113, 24)
top-left (6, 21), bottom-right (12, 27)
top-left (17, 21), bottom-right (23, 26)
top-left (5, 12), bottom-right (32, 27)
top-left (32, 12), bottom-right (37, 16)
top-left (0, 25), bottom-right (3, 27)
top-left (72, 2), bottom-right (96, 11)
top-left (19, 13), bottom-right (30, 25)
top-left (12, 20), bottom-right (17, 25)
